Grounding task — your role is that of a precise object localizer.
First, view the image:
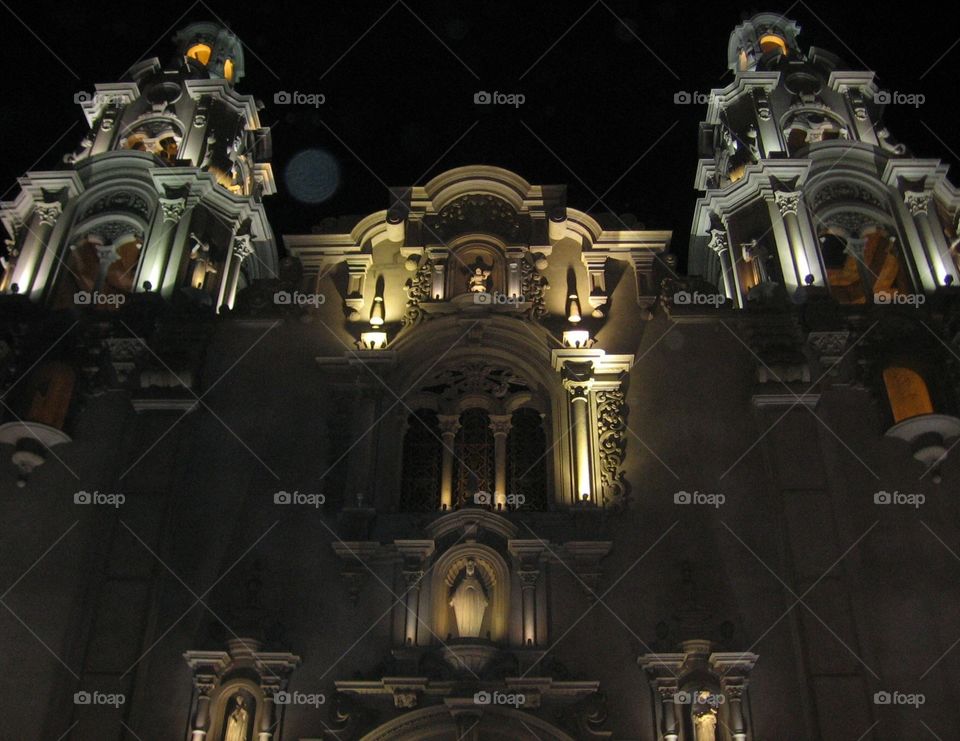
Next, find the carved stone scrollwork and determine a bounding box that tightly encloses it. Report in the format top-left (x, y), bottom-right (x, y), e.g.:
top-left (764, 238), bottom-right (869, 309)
top-left (903, 190), bottom-right (932, 217)
top-left (707, 228), bottom-right (729, 255)
top-left (35, 202), bottom-right (62, 227)
top-left (233, 234), bottom-right (255, 261)
top-left (159, 197), bottom-right (186, 223)
top-left (520, 256), bottom-right (548, 319)
top-left (595, 388), bottom-right (628, 507)
top-left (403, 257), bottom-right (433, 326)
top-left (774, 190), bottom-right (801, 217)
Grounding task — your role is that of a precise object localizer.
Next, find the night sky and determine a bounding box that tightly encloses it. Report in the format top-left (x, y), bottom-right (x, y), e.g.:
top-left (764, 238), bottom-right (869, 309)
top-left (1, 0), bottom-right (957, 264)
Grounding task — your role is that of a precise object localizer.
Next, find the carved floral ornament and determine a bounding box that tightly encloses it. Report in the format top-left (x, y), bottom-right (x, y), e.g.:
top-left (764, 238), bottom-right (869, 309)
top-left (773, 190), bottom-right (801, 216)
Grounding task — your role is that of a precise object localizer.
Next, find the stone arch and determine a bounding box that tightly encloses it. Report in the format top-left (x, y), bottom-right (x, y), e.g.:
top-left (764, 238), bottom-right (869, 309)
top-left (431, 542), bottom-right (510, 643)
top-left (359, 705), bottom-right (577, 740)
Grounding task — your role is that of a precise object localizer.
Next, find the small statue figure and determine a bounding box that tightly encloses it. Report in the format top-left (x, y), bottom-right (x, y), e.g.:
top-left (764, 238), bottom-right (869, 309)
top-left (188, 233), bottom-right (218, 289)
top-left (224, 695), bottom-right (250, 741)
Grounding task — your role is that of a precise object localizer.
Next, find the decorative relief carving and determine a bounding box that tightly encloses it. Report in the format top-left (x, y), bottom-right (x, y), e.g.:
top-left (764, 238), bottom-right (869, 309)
top-left (403, 257), bottom-right (433, 326)
top-left (810, 182), bottom-right (884, 212)
top-left (707, 228), bottom-right (729, 254)
top-left (774, 190), bottom-right (801, 217)
top-left (903, 190), bottom-right (932, 217)
top-left (423, 362), bottom-right (529, 398)
top-left (80, 191), bottom-right (151, 221)
top-left (520, 255), bottom-right (548, 319)
top-left (595, 388), bottom-right (628, 507)
top-left (159, 197), bottom-right (186, 223)
top-left (427, 194), bottom-right (523, 242)
top-left (34, 202), bottom-right (62, 227)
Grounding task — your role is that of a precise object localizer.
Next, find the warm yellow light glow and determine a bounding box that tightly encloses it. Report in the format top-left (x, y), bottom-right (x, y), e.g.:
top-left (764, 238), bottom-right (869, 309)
top-left (186, 43), bottom-right (212, 65)
top-left (759, 34), bottom-right (787, 56)
top-left (563, 330), bottom-right (592, 348)
top-left (224, 58), bottom-right (235, 81)
top-left (370, 296), bottom-right (385, 326)
top-left (360, 331), bottom-right (388, 350)
top-left (567, 294), bottom-right (582, 323)
top-left (884, 367), bottom-right (934, 423)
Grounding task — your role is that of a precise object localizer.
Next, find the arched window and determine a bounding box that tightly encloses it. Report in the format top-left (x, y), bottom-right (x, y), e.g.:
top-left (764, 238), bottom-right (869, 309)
top-left (759, 33), bottom-right (787, 56)
top-left (883, 367), bottom-right (934, 423)
top-left (454, 408), bottom-right (495, 505)
top-left (507, 407), bottom-right (547, 510)
top-left (821, 229), bottom-right (907, 304)
top-left (399, 409), bottom-right (442, 511)
top-left (186, 43), bottom-right (212, 65)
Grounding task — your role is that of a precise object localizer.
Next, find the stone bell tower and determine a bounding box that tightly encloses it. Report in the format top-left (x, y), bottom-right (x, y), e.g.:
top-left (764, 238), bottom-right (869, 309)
top-left (0, 21), bottom-right (277, 312)
top-left (686, 12), bottom-right (959, 308)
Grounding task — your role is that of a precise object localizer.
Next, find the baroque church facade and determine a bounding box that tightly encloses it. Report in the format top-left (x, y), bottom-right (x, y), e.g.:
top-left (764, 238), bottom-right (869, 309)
top-left (2, 12), bottom-right (960, 741)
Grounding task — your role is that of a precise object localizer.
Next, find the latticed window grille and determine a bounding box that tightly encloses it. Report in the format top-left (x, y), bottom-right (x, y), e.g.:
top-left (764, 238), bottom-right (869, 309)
top-left (399, 409), bottom-right (442, 511)
top-left (453, 407), bottom-right (495, 505)
top-left (507, 407), bottom-right (548, 510)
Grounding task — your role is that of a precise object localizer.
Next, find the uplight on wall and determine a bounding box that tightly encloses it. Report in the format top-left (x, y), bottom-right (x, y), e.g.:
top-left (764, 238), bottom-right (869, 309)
top-left (369, 296), bottom-right (385, 326)
top-left (359, 331), bottom-right (388, 349)
top-left (562, 330), bottom-right (593, 348)
top-left (567, 293), bottom-right (582, 323)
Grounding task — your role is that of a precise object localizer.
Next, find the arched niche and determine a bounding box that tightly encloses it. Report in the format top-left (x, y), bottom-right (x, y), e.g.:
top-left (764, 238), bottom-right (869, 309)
top-left (118, 115), bottom-right (185, 164)
top-left (431, 543), bottom-right (510, 644)
top-left (358, 705), bottom-right (576, 741)
top-left (206, 678), bottom-right (262, 741)
top-left (445, 240), bottom-right (507, 299)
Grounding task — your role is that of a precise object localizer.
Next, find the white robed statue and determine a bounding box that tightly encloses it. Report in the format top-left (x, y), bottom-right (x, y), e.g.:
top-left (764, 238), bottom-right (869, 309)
top-left (224, 695), bottom-right (250, 741)
top-left (449, 559), bottom-right (488, 638)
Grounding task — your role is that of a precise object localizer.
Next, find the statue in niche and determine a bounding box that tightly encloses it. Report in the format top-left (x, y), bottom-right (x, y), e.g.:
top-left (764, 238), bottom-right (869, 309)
top-left (223, 695), bottom-right (251, 741)
top-left (188, 234), bottom-right (218, 289)
top-left (692, 691), bottom-right (717, 741)
top-left (449, 559), bottom-right (488, 638)
top-left (466, 258), bottom-right (492, 293)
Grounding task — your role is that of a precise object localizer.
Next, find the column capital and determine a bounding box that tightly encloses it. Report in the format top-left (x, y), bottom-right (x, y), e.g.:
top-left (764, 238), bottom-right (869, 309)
top-left (773, 190), bottom-right (802, 216)
top-left (707, 228), bottom-right (729, 255)
top-left (436, 414), bottom-right (461, 437)
top-left (488, 413), bottom-right (513, 436)
top-left (232, 234), bottom-right (255, 261)
top-left (34, 201), bottom-right (62, 227)
top-left (903, 189), bottom-right (932, 217)
top-left (159, 196), bottom-right (187, 223)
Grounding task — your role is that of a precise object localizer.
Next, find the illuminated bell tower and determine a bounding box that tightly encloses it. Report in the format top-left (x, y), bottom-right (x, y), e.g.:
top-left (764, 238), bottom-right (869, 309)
top-left (0, 21), bottom-right (277, 312)
top-left (686, 12), bottom-right (960, 307)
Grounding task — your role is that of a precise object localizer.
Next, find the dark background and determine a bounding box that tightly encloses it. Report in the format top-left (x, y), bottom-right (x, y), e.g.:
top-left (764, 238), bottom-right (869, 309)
top-left (1, 0), bottom-right (957, 261)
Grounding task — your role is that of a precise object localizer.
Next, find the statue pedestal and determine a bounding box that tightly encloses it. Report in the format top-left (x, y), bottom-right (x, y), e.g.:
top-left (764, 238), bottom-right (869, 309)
top-left (440, 641), bottom-right (499, 674)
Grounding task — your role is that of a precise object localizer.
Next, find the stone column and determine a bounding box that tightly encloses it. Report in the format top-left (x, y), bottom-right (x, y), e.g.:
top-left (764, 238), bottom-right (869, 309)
top-left (707, 227), bottom-right (737, 303)
top-left (437, 414), bottom-right (461, 510)
top-left (190, 680), bottom-right (215, 741)
top-left (519, 569), bottom-right (539, 645)
top-left (904, 190), bottom-right (955, 288)
top-left (257, 682), bottom-right (277, 741)
top-left (488, 414), bottom-right (512, 509)
top-left (563, 372), bottom-right (594, 503)
top-left (221, 234), bottom-right (254, 310)
top-left (137, 196), bottom-right (185, 292)
top-left (655, 680), bottom-right (680, 741)
top-left (402, 568), bottom-right (425, 646)
top-left (721, 678), bottom-right (748, 741)
top-left (771, 189), bottom-right (824, 292)
top-left (10, 201), bottom-right (61, 297)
